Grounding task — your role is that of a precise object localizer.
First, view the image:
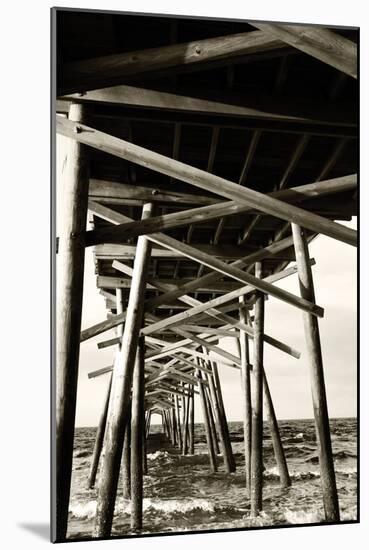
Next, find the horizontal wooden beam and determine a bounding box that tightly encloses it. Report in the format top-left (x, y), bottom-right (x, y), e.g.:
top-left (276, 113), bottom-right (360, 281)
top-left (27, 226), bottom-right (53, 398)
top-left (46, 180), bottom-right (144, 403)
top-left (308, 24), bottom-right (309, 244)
top-left (97, 275), bottom-right (244, 293)
top-left (89, 179), bottom-right (218, 206)
top-left (94, 242), bottom-right (257, 260)
top-left (60, 30), bottom-right (287, 94)
top-left (252, 23), bottom-right (357, 79)
top-left (87, 175), bottom-right (356, 246)
top-left (57, 117), bottom-right (357, 247)
top-left (61, 83), bottom-right (356, 129)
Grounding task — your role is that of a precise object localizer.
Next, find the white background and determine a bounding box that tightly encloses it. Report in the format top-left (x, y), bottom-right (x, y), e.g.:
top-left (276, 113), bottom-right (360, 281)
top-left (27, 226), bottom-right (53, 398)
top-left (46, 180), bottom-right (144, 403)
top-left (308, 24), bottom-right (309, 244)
top-left (0, 0), bottom-right (367, 548)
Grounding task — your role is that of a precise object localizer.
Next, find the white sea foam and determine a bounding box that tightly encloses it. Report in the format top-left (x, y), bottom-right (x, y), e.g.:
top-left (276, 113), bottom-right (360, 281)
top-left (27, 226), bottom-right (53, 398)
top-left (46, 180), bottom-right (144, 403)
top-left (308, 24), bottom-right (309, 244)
top-left (284, 508), bottom-right (322, 524)
top-left (69, 497), bottom-right (215, 519)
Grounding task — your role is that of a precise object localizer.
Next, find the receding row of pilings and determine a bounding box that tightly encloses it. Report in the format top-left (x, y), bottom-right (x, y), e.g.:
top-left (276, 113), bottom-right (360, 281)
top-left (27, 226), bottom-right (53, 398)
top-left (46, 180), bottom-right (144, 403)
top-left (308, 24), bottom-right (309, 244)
top-left (55, 103), bottom-right (340, 541)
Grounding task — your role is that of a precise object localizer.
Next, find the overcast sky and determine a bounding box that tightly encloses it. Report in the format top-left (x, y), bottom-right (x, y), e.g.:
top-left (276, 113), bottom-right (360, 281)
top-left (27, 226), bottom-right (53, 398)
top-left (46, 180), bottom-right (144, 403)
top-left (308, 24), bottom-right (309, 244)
top-left (57, 134), bottom-right (357, 427)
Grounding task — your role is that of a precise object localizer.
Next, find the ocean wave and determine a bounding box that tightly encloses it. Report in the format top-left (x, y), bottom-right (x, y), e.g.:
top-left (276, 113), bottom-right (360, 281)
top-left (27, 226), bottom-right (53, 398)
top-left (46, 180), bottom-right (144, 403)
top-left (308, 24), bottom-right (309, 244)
top-left (264, 466), bottom-right (320, 481)
top-left (284, 508), bottom-right (322, 524)
top-left (70, 497), bottom-right (215, 520)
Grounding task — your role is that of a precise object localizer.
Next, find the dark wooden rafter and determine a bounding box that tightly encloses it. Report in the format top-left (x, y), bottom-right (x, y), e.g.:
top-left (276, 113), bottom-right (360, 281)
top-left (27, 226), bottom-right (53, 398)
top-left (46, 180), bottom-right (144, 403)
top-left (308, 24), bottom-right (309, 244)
top-left (59, 30), bottom-right (289, 94)
top-left (251, 23), bottom-right (357, 79)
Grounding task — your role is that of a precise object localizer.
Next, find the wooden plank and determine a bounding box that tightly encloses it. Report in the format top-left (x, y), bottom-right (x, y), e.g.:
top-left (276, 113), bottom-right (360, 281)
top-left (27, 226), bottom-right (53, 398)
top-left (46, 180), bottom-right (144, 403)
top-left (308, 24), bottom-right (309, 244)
top-left (252, 23), bottom-right (357, 79)
top-left (61, 83), bottom-right (356, 129)
top-left (97, 276), bottom-right (244, 293)
top-left (60, 30), bottom-right (287, 94)
top-left (94, 242), bottom-right (258, 260)
top-left (56, 117), bottom-right (357, 247)
top-left (89, 178), bottom-right (218, 206)
top-left (86, 174), bottom-right (356, 246)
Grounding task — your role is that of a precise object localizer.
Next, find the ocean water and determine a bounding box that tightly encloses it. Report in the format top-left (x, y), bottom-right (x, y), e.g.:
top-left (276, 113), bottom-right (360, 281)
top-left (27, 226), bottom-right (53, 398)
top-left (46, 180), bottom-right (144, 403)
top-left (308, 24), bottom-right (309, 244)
top-left (67, 418), bottom-right (357, 540)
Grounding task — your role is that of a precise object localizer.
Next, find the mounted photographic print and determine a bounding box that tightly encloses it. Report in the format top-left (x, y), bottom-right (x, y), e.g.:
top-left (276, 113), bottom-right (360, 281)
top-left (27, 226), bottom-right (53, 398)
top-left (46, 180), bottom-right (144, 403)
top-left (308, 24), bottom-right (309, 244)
top-left (51, 7), bottom-right (358, 543)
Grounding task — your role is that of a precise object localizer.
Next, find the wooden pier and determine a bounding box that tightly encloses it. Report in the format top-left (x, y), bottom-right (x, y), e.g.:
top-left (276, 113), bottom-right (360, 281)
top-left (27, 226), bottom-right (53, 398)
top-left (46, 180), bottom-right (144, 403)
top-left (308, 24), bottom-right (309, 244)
top-left (53, 9), bottom-right (358, 541)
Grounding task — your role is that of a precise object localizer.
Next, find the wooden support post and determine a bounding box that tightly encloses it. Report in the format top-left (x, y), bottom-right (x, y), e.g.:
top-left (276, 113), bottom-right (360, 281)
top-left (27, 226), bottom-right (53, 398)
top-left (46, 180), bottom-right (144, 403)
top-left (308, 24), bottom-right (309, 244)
top-left (292, 224), bottom-right (340, 521)
top-left (122, 407), bottom-right (131, 500)
top-left (211, 361), bottom-right (236, 471)
top-left (94, 203), bottom-right (153, 538)
top-left (142, 429), bottom-right (148, 476)
top-left (197, 368), bottom-right (218, 472)
top-left (130, 337), bottom-right (145, 532)
top-left (182, 390), bottom-right (190, 455)
top-left (87, 374), bottom-right (113, 489)
top-left (239, 298), bottom-right (252, 495)
top-left (175, 395), bottom-right (183, 450)
top-left (55, 103), bottom-right (89, 541)
top-left (170, 408), bottom-right (177, 447)
top-left (189, 388), bottom-right (195, 455)
top-left (205, 359), bottom-right (235, 473)
top-left (250, 262), bottom-right (265, 516)
top-left (204, 383), bottom-right (220, 456)
top-left (263, 370), bottom-right (291, 488)
top-left (146, 410), bottom-right (152, 438)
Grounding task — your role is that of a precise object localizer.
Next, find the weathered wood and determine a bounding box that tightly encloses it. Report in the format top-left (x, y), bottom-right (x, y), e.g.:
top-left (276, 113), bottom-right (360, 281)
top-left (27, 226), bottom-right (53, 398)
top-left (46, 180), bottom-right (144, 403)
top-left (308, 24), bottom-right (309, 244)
top-left (60, 30), bottom-right (287, 94)
top-left (141, 262), bottom-right (321, 337)
top-left (95, 242), bottom-right (256, 260)
top-left (252, 23), bottom-right (357, 79)
top-left (239, 300), bottom-right (252, 495)
top-left (189, 388), bottom-right (195, 455)
top-left (89, 178), bottom-right (218, 206)
top-left (250, 263), bottom-right (264, 516)
top-left (87, 374), bottom-right (112, 489)
top-left (130, 337), bottom-right (145, 532)
top-left (122, 407), bottom-right (131, 500)
top-left (182, 389), bottom-right (190, 455)
top-left (292, 224), bottom-right (340, 521)
top-left (204, 381), bottom-right (220, 456)
top-left (56, 117), bottom-right (357, 247)
top-left (97, 276), bottom-right (244, 294)
top-left (86, 174), bottom-right (356, 247)
top-left (62, 83), bottom-right (356, 129)
top-left (175, 395), bottom-right (183, 450)
top-left (263, 370), bottom-right (291, 488)
top-left (94, 203), bottom-right (153, 537)
top-left (112, 255), bottom-right (303, 359)
top-left (55, 103), bottom-right (89, 541)
top-left (197, 368), bottom-right (218, 472)
top-left (205, 354), bottom-right (235, 472)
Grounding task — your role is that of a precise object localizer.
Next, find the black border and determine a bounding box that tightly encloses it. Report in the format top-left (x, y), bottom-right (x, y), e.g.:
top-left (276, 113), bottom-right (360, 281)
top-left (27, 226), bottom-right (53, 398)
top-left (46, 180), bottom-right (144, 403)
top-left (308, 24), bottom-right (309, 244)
top-left (50, 6), bottom-right (360, 543)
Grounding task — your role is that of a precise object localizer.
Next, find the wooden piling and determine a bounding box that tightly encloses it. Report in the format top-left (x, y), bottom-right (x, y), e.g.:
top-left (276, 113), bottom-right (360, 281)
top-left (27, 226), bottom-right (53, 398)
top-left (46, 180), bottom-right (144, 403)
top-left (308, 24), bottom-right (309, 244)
top-left (182, 390), bottom-right (190, 455)
top-left (204, 383), bottom-right (220, 456)
top-left (94, 203), bottom-right (153, 538)
top-left (292, 224), bottom-right (340, 521)
top-left (87, 374), bottom-right (112, 489)
top-left (211, 361), bottom-right (236, 471)
top-left (196, 367), bottom-right (218, 472)
top-left (189, 388), bottom-right (195, 455)
top-left (206, 361), bottom-right (235, 472)
top-left (250, 262), bottom-right (264, 516)
top-left (130, 337), bottom-right (145, 532)
top-left (263, 370), bottom-right (291, 488)
top-left (122, 407), bottom-right (131, 499)
top-left (55, 103), bottom-right (89, 541)
top-left (175, 395), bottom-right (183, 450)
top-left (239, 298), bottom-right (252, 494)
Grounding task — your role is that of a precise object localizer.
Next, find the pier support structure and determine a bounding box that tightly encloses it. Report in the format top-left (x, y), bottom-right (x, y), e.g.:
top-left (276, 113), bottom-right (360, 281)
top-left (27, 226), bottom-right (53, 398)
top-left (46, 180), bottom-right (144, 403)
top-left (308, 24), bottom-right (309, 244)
top-left (55, 103), bottom-right (89, 541)
top-left (292, 224), bottom-right (340, 521)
